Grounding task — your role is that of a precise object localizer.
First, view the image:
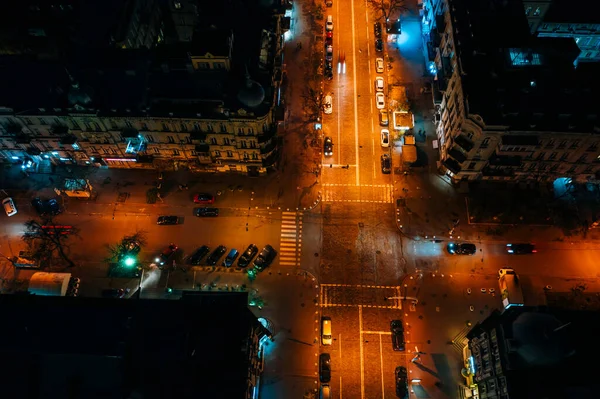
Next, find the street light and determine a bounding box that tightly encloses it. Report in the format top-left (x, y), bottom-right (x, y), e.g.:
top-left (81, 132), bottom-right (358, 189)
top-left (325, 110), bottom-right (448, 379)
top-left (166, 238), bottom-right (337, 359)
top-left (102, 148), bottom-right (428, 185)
top-left (123, 256), bottom-right (136, 267)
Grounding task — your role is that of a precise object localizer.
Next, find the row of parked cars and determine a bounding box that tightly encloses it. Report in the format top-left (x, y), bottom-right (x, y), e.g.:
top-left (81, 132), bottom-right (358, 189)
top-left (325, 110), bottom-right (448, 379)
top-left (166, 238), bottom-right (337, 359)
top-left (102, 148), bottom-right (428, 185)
top-left (156, 243), bottom-right (278, 271)
top-left (446, 242), bottom-right (537, 255)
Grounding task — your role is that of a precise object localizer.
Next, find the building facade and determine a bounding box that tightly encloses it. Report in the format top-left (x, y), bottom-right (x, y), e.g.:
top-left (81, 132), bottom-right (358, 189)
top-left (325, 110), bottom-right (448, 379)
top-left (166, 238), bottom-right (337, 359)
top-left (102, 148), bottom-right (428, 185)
top-left (420, 0), bottom-right (600, 185)
top-left (0, 1), bottom-right (287, 176)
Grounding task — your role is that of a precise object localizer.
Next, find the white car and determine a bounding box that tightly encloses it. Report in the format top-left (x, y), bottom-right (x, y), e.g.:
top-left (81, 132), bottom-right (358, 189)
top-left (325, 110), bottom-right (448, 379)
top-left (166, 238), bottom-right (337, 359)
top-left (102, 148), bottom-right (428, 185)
top-left (375, 77), bottom-right (384, 92)
top-left (380, 129), bottom-right (390, 147)
top-left (375, 92), bottom-right (385, 109)
top-left (323, 95), bottom-right (333, 114)
top-left (326, 16), bottom-right (333, 31)
top-left (375, 57), bottom-right (384, 73)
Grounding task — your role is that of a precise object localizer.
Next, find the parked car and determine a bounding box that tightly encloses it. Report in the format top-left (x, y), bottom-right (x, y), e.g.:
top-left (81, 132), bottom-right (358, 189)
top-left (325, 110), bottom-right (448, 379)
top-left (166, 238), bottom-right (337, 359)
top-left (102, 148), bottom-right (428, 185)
top-left (223, 249), bottom-right (239, 267)
top-left (374, 22), bottom-right (382, 38)
top-left (324, 136), bottom-right (333, 156)
top-left (319, 353), bottom-right (331, 383)
top-left (155, 243), bottom-right (178, 266)
top-left (157, 215), bottom-right (178, 225)
top-left (2, 197), bottom-right (17, 217)
top-left (189, 245), bottom-right (210, 265)
top-left (447, 242), bottom-right (476, 255)
top-left (375, 92), bottom-right (385, 109)
top-left (381, 129), bottom-right (390, 147)
top-left (375, 38), bottom-right (383, 52)
top-left (375, 57), bottom-right (384, 73)
top-left (194, 207), bottom-right (219, 217)
top-left (506, 243), bottom-right (537, 254)
top-left (323, 95), bottom-right (333, 114)
top-left (380, 154), bottom-right (391, 174)
top-left (193, 193), bottom-right (214, 204)
top-left (391, 320), bottom-right (405, 351)
top-left (395, 366), bottom-right (408, 399)
top-left (206, 245), bottom-right (227, 266)
top-left (101, 288), bottom-right (130, 299)
top-left (326, 45), bottom-right (333, 61)
top-left (238, 244), bottom-right (259, 268)
top-left (253, 244), bottom-right (277, 271)
top-left (31, 197), bottom-right (61, 216)
top-left (375, 77), bottom-right (384, 92)
top-left (326, 15), bottom-right (333, 31)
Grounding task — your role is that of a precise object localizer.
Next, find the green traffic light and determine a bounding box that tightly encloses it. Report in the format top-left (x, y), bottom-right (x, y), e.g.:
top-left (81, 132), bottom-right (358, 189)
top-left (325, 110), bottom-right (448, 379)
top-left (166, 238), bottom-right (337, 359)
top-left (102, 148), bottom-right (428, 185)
top-left (123, 256), bottom-right (136, 267)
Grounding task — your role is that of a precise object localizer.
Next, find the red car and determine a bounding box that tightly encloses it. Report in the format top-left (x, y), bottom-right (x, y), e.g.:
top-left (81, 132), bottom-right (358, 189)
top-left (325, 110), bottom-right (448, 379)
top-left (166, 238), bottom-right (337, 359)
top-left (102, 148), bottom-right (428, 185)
top-left (193, 193), bottom-right (215, 204)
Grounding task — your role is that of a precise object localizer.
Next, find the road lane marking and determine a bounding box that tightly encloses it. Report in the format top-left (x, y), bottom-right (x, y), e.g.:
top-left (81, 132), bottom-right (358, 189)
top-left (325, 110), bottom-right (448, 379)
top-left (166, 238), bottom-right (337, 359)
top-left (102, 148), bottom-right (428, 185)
top-left (359, 305), bottom-right (365, 399)
top-left (351, 0), bottom-right (360, 186)
top-left (379, 333), bottom-right (385, 398)
top-left (362, 331), bottom-right (392, 335)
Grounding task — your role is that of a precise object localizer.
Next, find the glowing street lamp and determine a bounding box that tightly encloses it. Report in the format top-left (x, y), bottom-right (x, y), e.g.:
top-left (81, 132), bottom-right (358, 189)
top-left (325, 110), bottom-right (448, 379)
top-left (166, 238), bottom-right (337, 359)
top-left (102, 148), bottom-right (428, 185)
top-left (123, 256), bottom-right (136, 267)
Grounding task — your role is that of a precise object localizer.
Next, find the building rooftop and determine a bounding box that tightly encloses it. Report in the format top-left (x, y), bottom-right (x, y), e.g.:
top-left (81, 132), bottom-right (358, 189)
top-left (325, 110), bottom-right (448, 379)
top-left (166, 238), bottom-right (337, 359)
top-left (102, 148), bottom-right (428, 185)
top-left (450, 0), bottom-right (599, 133)
top-left (467, 307), bottom-right (600, 398)
top-left (0, 292), bottom-right (265, 399)
top-left (543, 0), bottom-right (600, 24)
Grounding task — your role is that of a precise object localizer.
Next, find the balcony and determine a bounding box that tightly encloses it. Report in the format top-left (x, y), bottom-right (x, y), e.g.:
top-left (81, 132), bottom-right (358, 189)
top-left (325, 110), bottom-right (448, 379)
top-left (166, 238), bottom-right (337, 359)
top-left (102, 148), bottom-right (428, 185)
top-left (455, 134), bottom-right (474, 153)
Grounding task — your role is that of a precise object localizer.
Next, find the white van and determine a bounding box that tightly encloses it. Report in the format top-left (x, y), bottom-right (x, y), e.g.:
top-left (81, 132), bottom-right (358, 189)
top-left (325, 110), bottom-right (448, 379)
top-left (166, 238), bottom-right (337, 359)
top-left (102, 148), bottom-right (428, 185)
top-left (321, 316), bottom-right (332, 345)
top-left (2, 197), bottom-right (17, 217)
top-left (320, 384), bottom-right (331, 399)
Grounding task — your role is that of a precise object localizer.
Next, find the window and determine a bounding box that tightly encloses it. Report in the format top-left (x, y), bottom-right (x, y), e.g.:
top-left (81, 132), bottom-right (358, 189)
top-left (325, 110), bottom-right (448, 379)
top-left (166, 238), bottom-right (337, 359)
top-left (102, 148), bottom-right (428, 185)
top-left (577, 154), bottom-right (587, 163)
top-left (223, 138), bottom-right (230, 145)
top-left (480, 138), bottom-right (490, 149)
top-left (141, 123), bottom-right (149, 131)
top-left (125, 120), bottom-right (132, 128)
top-left (72, 121), bottom-right (81, 130)
top-left (39, 118), bottom-right (47, 125)
top-left (550, 164), bottom-right (559, 172)
top-left (557, 140), bottom-right (567, 149)
top-left (146, 134), bottom-right (155, 143)
top-left (214, 150), bottom-right (221, 157)
top-left (162, 123), bottom-right (170, 131)
top-left (238, 127), bottom-right (245, 135)
top-left (227, 150), bottom-right (233, 157)
top-left (468, 162), bottom-right (476, 170)
top-left (588, 142), bottom-right (599, 152)
top-left (213, 62), bottom-right (225, 69)
top-left (185, 136), bottom-right (192, 144)
top-left (110, 120), bottom-right (118, 129)
top-left (252, 153), bottom-right (258, 160)
top-left (549, 152), bottom-right (557, 160)
top-left (533, 7), bottom-right (541, 16)
top-left (560, 152), bottom-right (570, 161)
top-left (103, 148), bottom-right (111, 154)
top-left (180, 123), bottom-right (187, 132)
top-left (528, 163), bottom-right (537, 170)
top-left (173, 149), bottom-right (180, 156)
top-left (570, 140), bottom-right (580, 149)
top-left (154, 148), bottom-right (160, 154)
top-left (248, 127), bottom-right (254, 134)
top-left (210, 137), bottom-right (217, 145)
top-left (220, 124), bottom-right (227, 133)
top-left (525, 6), bottom-right (532, 16)
top-left (537, 152), bottom-right (545, 160)
top-left (167, 136), bottom-right (175, 143)
top-left (243, 153), bottom-right (249, 160)
top-left (241, 141), bottom-right (247, 149)
top-left (545, 139), bottom-right (554, 149)
top-left (207, 123), bottom-right (213, 132)
top-left (24, 118), bottom-right (32, 125)
top-left (193, 123), bottom-right (200, 132)
top-left (90, 146), bottom-right (97, 153)
top-left (568, 166), bottom-right (577, 173)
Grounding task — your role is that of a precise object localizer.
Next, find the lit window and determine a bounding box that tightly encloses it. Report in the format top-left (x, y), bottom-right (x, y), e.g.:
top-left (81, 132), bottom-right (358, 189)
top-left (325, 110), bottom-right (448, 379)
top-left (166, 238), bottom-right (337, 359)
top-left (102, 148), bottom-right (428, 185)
top-left (525, 7), bottom-right (532, 16)
top-left (533, 7), bottom-right (541, 16)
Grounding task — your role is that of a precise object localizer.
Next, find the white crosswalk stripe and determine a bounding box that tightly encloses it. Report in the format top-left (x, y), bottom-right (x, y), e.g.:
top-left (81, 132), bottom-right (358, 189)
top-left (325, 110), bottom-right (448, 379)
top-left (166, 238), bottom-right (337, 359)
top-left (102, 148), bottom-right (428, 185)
top-left (279, 211), bottom-right (302, 267)
top-left (320, 284), bottom-right (403, 309)
top-left (322, 184), bottom-right (394, 203)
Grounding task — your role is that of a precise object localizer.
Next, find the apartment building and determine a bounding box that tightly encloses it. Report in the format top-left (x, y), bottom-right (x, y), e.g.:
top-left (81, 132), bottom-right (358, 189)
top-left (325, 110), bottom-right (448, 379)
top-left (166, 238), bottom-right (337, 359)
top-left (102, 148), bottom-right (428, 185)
top-left (420, 0), bottom-right (600, 185)
top-left (461, 306), bottom-right (600, 399)
top-left (523, 0), bottom-right (600, 65)
top-left (0, 1), bottom-right (287, 176)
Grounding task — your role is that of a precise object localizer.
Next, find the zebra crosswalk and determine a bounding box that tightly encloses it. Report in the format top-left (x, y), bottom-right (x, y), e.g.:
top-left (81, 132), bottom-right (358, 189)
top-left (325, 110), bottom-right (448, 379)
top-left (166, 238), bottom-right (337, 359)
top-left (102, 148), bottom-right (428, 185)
top-left (320, 284), bottom-right (403, 309)
top-left (279, 211), bottom-right (302, 267)
top-left (322, 184), bottom-right (394, 203)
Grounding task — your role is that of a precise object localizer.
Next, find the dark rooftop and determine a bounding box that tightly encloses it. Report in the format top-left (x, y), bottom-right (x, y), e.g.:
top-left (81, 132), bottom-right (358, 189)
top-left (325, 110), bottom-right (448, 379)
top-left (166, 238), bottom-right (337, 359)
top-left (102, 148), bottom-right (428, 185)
top-left (0, 292), bottom-right (264, 399)
top-left (450, 0), bottom-right (599, 133)
top-left (467, 307), bottom-right (600, 399)
top-left (543, 0), bottom-right (600, 24)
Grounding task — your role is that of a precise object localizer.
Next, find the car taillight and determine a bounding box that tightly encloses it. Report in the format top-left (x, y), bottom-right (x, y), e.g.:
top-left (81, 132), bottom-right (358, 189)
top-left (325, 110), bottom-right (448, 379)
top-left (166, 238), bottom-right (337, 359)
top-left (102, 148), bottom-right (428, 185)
top-left (532, 250), bottom-right (537, 253)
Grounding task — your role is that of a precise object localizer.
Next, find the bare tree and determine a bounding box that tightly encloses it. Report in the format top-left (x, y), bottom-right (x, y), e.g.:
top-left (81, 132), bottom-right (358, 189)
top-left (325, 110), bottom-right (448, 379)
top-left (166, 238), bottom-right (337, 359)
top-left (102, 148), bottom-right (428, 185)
top-left (367, 0), bottom-right (408, 23)
top-left (301, 81), bottom-right (325, 121)
top-left (22, 220), bottom-right (79, 268)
